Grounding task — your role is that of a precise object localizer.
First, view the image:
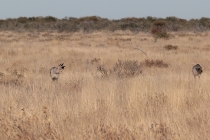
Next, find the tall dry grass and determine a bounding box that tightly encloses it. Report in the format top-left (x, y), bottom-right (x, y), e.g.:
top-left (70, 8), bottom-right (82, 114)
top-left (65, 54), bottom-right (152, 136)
top-left (0, 31), bottom-right (210, 139)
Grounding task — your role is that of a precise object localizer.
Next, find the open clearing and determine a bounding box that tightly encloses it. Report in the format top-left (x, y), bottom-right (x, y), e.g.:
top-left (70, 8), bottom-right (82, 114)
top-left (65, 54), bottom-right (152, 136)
top-left (0, 31), bottom-right (210, 139)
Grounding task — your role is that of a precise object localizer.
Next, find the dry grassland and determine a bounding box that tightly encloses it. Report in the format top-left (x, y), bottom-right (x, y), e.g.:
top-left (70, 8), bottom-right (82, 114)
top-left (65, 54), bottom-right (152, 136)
top-left (0, 30), bottom-right (210, 139)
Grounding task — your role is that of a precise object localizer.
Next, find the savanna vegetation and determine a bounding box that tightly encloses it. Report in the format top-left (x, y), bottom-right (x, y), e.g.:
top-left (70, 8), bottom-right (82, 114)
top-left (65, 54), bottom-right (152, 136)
top-left (0, 16), bottom-right (210, 33)
top-left (0, 16), bottom-right (210, 139)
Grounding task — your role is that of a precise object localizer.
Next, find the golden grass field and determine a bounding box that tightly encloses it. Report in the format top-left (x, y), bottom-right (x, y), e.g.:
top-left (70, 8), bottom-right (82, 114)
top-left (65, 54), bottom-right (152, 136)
top-left (0, 30), bottom-right (210, 139)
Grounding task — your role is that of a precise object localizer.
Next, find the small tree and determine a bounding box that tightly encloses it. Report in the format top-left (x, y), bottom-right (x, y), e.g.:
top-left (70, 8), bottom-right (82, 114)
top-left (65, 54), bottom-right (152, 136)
top-left (151, 20), bottom-right (169, 42)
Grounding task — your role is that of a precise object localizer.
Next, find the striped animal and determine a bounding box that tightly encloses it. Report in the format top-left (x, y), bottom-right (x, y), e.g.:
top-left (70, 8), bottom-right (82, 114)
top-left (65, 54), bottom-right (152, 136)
top-left (192, 64), bottom-right (203, 78)
top-left (50, 63), bottom-right (65, 81)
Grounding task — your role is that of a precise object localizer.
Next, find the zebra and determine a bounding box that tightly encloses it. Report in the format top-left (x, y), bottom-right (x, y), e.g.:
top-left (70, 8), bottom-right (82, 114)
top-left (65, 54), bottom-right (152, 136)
top-left (50, 63), bottom-right (65, 81)
top-left (192, 64), bottom-right (203, 78)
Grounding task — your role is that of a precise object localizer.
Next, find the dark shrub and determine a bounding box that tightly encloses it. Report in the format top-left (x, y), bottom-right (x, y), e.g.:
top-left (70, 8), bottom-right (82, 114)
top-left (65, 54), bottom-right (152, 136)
top-left (199, 17), bottom-right (210, 28)
top-left (142, 59), bottom-right (168, 68)
top-left (17, 17), bottom-right (28, 23)
top-left (113, 60), bottom-right (142, 78)
top-left (164, 44), bottom-right (178, 50)
top-left (97, 65), bottom-right (109, 77)
top-left (151, 20), bottom-right (169, 42)
top-left (44, 16), bottom-right (57, 22)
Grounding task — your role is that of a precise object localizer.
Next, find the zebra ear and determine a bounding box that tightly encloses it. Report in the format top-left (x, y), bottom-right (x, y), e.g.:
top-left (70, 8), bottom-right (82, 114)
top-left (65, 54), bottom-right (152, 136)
top-left (59, 63), bottom-right (63, 66)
